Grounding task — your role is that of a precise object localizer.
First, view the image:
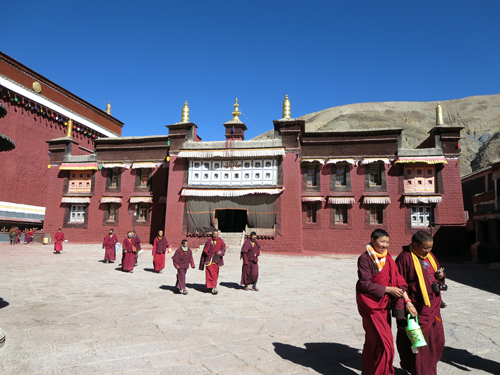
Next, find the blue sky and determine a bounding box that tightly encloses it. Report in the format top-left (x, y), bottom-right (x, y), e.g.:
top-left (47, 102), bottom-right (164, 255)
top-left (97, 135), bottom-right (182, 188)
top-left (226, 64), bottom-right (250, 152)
top-left (2, 1), bottom-right (499, 140)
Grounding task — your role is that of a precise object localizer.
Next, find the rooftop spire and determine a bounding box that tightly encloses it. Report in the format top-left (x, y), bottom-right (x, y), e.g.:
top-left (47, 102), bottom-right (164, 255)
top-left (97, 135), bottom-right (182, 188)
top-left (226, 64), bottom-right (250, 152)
top-left (282, 95), bottom-right (291, 119)
top-left (436, 103), bottom-right (444, 125)
top-left (66, 119), bottom-right (73, 138)
top-left (181, 101), bottom-right (190, 123)
top-left (231, 98), bottom-right (241, 121)
top-left (105, 101), bottom-right (111, 115)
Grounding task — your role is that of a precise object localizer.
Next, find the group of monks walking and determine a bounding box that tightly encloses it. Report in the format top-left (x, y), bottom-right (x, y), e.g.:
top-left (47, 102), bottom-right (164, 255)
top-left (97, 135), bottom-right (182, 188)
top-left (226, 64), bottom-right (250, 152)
top-left (356, 229), bottom-right (446, 375)
top-left (101, 229), bottom-right (260, 296)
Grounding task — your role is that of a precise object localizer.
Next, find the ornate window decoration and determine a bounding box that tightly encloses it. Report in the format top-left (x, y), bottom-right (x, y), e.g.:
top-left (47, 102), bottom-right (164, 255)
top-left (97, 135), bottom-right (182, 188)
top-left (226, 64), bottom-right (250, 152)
top-left (404, 166), bottom-right (435, 193)
top-left (69, 204), bottom-right (86, 223)
top-left (188, 158), bottom-right (278, 186)
top-left (68, 170), bottom-right (92, 194)
top-left (410, 205), bottom-right (433, 227)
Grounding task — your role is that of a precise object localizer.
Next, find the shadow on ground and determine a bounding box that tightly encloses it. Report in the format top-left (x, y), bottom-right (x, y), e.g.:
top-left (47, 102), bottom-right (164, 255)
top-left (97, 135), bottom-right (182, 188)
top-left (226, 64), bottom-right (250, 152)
top-left (442, 263), bottom-right (500, 296)
top-left (273, 342), bottom-right (409, 375)
top-left (143, 268), bottom-right (158, 273)
top-left (220, 282), bottom-right (245, 290)
top-left (441, 346), bottom-right (500, 374)
top-left (159, 285), bottom-right (177, 293)
top-left (185, 283), bottom-right (209, 293)
top-left (0, 298), bottom-right (9, 309)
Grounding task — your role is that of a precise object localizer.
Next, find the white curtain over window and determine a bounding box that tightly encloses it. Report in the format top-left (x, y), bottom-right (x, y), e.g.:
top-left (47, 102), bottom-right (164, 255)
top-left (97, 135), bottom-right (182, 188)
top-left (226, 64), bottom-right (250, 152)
top-left (301, 197), bottom-right (325, 202)
top-left (130, 197), bottom-right (153, 203)
top-left (363, 196), bottom-right (391, 204)
top-left (100, 197), bottom-right (123, 204)
top-left (328, 197), bottom-right (355, 204)
top-left (404, 196), bottom-right (442, 204)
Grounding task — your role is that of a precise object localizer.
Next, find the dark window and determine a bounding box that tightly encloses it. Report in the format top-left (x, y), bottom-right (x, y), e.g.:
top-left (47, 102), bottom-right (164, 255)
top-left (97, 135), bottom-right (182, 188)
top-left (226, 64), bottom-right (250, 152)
top-left (303, 164), bottom-right (321, 191)
top-left (332, 205), bottom-right (348, 224)
top-left (368, 166), bottom-right (381, 186)
top-left (365, 162), bottom-right (387, 192)
top-left (306, 203), bottom-right (317, 223)
top-left (369, 205), bottom-right (383, 224)
top-left (307, 168), bottom-right (316, 187)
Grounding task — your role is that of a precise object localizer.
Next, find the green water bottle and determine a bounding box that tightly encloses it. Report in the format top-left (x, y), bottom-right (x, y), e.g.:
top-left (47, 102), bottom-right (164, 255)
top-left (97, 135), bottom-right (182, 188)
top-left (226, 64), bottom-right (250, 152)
top-left (406, 314), bottom-right (427, 348)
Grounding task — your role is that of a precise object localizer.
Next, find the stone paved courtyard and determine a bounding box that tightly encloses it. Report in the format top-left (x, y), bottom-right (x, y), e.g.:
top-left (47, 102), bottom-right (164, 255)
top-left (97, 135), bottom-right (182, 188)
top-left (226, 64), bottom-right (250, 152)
top-left (0, 242), bottom-right (499, 374)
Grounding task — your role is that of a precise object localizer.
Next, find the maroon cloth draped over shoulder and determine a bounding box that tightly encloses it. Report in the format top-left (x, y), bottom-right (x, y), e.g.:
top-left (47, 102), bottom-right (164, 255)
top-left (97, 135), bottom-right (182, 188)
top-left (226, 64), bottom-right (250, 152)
top-left (103, 234), bottom-right (117, 261)
top-left (152, 236), bottom-right (169, 272)
top-left (54, 232), bottom-right (64, 251)
top-left (356, 253), bottom-right (407, 375)
top-left (122, 238), bottom-right (136, 271)
top-left (134, 234), bottom-right (141, 251)
top-left (240, 239), bottom-right (260, 286)
top-left (199, 238), bottom-right (226, 270)
top-left (395, 247), bottom-right (445, 375)
top-left (172, 247), bottom-right (195, 291)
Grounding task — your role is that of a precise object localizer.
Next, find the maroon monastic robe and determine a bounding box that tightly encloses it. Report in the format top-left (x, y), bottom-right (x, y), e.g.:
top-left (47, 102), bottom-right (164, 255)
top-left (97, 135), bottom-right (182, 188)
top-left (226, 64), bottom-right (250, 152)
top-left (356, 252), bottom-right (407, 375)
top-left (240, 239), bottom-right (260, 286)
top-left (172, 246), bottom-right (195, 290)
top-left (121, 238), bottom-right (136, 272)
top-left (54, 231), bottom-right (64, 251)
top-left (199, 238), bottom-right (226, 289)
top-left (152, 236), bottom-right (169, 272)
top-left (395, 247), bottom-right (445, 375)
top-left (16, 229), bottom-right (21, 243)
top-left (102, 233), bottom-right (118, 261)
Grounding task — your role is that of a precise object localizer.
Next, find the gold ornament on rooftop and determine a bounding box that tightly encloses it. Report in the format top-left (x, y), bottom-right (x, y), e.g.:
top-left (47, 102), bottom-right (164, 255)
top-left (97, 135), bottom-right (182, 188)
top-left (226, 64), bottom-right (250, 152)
top-left (282, 95), bottom-right (291, 119)
top-left (436, 103), bottom-right (444, 125)
top-left (66, 119), bottom-right (73, 138)
top-left (181, 101), bottom-right (190, 123)
top-left (231, 98), bottom-right (241, 121)
top-left (105, 101), bottom-right (112, 115)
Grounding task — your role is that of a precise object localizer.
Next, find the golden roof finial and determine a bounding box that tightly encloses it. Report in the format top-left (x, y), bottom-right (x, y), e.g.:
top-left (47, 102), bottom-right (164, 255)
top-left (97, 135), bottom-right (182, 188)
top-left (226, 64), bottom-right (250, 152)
top-left (105, 101), bottom-right (111, 115)
top-left (66, 119), bottom-right (73, 138)
top-left (181, 101), bottom-right (190, 123)
top-left (282, 95), bottom-right (291, 119)
top-left (436, 103), bottom-right (444, 125)
top-left (231, 98), bottom-right (241, 121)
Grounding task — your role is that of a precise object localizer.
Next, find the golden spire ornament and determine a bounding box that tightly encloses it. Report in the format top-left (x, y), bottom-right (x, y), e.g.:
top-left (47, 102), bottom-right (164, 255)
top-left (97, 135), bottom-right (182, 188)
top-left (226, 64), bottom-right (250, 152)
top-left (282, 95), bottom-right (291, 119)
top-left (105, 101), bottom-right (112, 115)
top-left (181, 101), bottom-right (190, 123)
top-left (231, 98), bottom-right (241, 121)
top-left (436, 103), bottom-right (444, 125)
top-left (66, 119), bottom-right (73, 137)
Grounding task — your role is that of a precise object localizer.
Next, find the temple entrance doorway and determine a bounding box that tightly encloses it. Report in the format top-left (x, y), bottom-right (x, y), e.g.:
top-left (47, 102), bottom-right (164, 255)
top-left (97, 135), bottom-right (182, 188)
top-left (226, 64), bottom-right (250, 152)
top-left (215, 209), bottom-right (247, 232)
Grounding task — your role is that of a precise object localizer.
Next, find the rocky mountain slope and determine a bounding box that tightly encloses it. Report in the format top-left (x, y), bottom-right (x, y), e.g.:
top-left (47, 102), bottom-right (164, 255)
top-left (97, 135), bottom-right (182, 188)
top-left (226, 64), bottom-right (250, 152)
top-left (254, 94), bottom-right (500, 176)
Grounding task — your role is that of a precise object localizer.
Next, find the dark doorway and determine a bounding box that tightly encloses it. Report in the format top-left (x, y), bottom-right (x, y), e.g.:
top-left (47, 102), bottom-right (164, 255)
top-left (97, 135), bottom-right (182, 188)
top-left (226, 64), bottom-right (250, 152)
top-left (215, 209), bottom-right (247, 232)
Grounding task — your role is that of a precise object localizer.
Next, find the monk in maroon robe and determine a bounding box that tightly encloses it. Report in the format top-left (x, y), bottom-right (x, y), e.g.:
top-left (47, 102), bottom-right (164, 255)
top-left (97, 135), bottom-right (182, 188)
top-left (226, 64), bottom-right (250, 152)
top-left (132, 231), bottom-right (141, 266)
top-left (15, 228), bottom-right (21, 244)
top-left (395, 231), bottom-right (446, 375)
top-left (356, 229), bottom-right (416, 375)
top-left (240, 231), bottom-right (260, 291)
top-left (26, 229), bottom-right (34, 244)
top-left (199, 230), bottom-right (226, 295)
top-left (54, 229), bottom-right (64, 254)
top-left (172, 239), bottom-right (195, 294)
top-left (122, 232), bottom-right (137, 272)
top-left (102, 229), bottom-right (118, 263)
top-left (152, 230), bottom-right (170, 273)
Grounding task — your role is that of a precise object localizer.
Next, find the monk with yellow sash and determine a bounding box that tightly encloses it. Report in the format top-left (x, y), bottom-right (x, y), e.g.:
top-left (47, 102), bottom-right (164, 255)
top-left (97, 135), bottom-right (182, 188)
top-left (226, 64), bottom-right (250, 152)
top-left (395, 230), bottom-right (446, 375)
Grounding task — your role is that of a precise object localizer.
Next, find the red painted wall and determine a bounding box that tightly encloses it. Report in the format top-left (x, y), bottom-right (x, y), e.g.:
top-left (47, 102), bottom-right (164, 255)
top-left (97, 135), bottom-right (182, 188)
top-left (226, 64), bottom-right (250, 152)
top-left (0, 98), bottom-right (94, 208)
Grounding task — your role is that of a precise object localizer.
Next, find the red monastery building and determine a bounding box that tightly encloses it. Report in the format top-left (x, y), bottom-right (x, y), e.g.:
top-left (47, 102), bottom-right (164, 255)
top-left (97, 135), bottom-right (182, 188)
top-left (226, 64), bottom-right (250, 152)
top-left (43, 96), bottom-right (466, 254)
top-left (0, 51), bottom-right (122, 233)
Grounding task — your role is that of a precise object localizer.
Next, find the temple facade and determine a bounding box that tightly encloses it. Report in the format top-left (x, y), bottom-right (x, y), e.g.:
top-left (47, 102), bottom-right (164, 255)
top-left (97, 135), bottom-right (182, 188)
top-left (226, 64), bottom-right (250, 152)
top-left (43, 98), bottom-right (467, 254)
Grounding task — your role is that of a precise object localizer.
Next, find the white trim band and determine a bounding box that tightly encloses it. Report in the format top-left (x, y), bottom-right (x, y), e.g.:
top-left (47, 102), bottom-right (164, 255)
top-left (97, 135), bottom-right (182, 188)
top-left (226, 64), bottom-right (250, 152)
top-left (301, 158), bottom-right (325, 165)
top-left (181, 187), bottom-right (284, 197)
top-left (177, 148), bottom-right (285, 158)
top-left (360, 158), bottom-right (392, 165)
top-left (326, 158), bottom-right (356, 165)
top-left (363, 196), bottom-right (391, 204)
top-left (130, 197), bottom-right (153, 203)
top-left (101, 163), bottom-right (131, 169)
top-left (328, 197), bottom-right (355, 205)
top-left (404, 196), bottom-right (442, 204)
top-left (301, 197), bottom-right (325, 202)
top-left (0, 75), bottom-right (118, 138)
top-left (61, 197), bottom-right (91, 204)
top-left (100, 197), bottom-right (123, 204)
top-left (131, 162), bottom-right (161, 169)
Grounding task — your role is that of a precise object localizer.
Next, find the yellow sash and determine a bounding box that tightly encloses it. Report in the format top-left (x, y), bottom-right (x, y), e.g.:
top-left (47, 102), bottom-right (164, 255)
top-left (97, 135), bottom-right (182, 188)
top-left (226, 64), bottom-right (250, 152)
top-left (410, 244), bottom-right (438, 307)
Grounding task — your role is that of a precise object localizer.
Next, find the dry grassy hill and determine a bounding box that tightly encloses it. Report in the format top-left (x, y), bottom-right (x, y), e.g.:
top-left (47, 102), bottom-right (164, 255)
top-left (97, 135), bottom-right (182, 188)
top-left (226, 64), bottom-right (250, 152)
top-left (254, 94), bottom-right (500, 176)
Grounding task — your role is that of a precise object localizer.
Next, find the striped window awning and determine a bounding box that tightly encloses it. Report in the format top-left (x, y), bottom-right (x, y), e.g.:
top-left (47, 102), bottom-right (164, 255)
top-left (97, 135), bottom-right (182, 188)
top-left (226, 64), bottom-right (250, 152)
top-left (177, 148), bottom-right (285, 158)
top-left (328, 197), bottom-right (355, 205)
top-left (395, 157), bottom-right (448, 164)
top-left (326, 158), bottom-right (356, 165)
top-left (404, 196), bottom-right (442, 204)
top-left (100, 197), bottom-right (123, 204)
top-left (360, 158), bottom-right (392, 165)
top-left (101, 163), bottom-right (131, 169)
top-left (61, 197), bottom-right (91, 204)
top-left (131, 162), bottom-right (160, 169)
top-left (181, 187), bottom-right (284, 197)
top-left (59, 163), bottom-right (98, 170)
top-left (301, 196), bottom-right (325, 202)
top-left (363, 196), bottom-right (391, 204)
top-left (301, 158), bottom-right (325, 165)
top-left (130, 196), bottom-right (153, 203)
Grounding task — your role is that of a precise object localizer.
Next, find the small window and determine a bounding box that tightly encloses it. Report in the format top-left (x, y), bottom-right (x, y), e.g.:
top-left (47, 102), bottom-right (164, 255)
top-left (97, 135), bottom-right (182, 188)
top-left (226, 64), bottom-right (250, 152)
top-left (137, 204), bottom-right (148, 222)
top-left (265, 173), bottom-right (271, 179)
top-left (214, 173), bottom-right (219, 178)
top-left (234, 173), bottom-right (239, 178)
top-left (68, 170), bottom-right (92, 193)
top-left (335, 166), bottom-right (346, 186)
top-left (194, 173), bottom-right (199, 179)
top-left (265, 161), bottom-right (272, 168)
top-left (306, 204), bottom-right (317, 223)
top-left (194, 162), bottom-right (200, 168)
top-left (214, 163), bottom-right (220, 169)
top-left (333, 205), bottom-right (348, 224)
top-left (369, 167), bottom-right (381, 186)
top-left (307, 168), bottom-right (316, 187)
top-left (255, 173), bottom-right (260, 179)
top-left (110, 169), bottom-right (119, 188)
top-left (255, 162), bottom-right (261, 168)
top-left (244, 162), bottom-right (251, 168)
top-left (244, 173), bottom-right (250, 179)
top-left (204, 163), bottom-right (210, 169)
top-left (69, 204), bottom-right (86, 223)
top-left (107, 203), bottom-right (117, 222)
top-left (203, 173), bottom-right (209, 179)
top-left (140, 169), bottom-right (150, 187)
top-left (224, 173), bottom-right (229, 179)
top-left (411, 205), bottom-right (432, 227)
top-left (369, 205), bottom-right (383, 224)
